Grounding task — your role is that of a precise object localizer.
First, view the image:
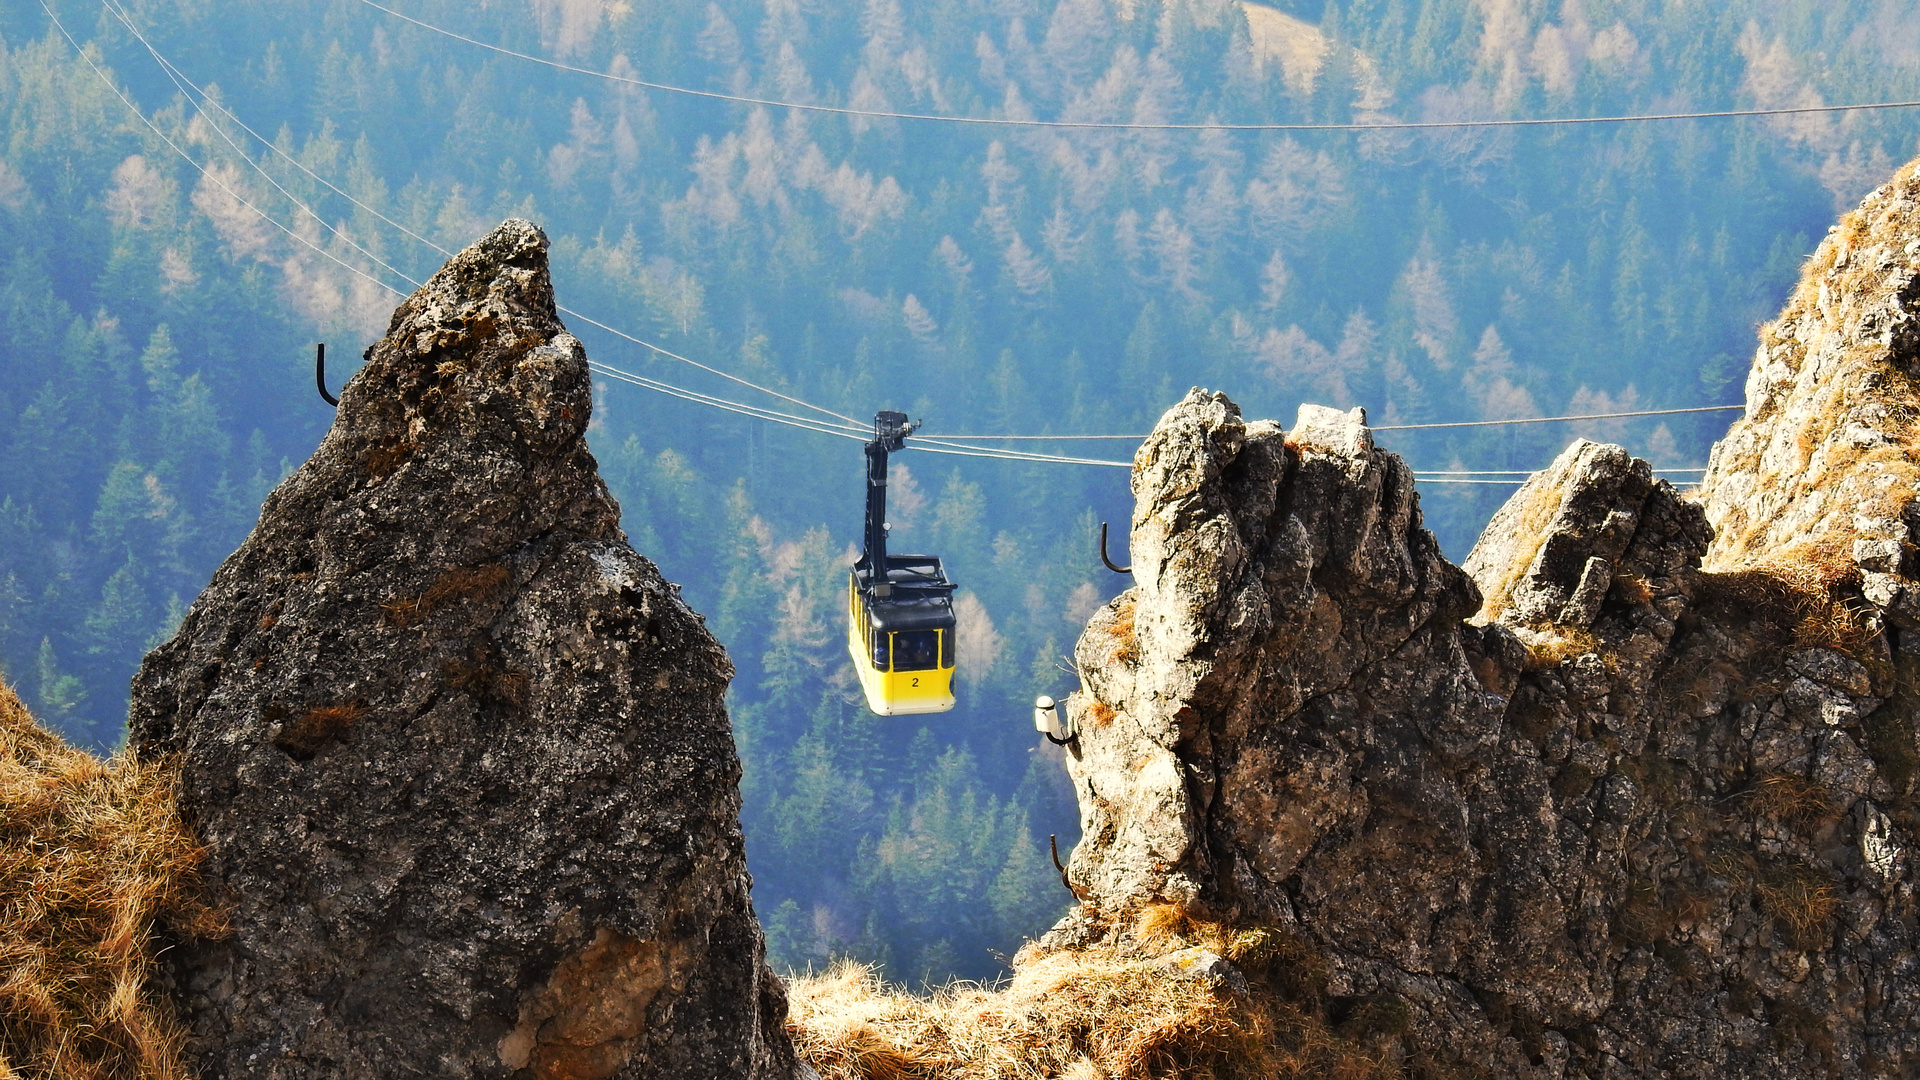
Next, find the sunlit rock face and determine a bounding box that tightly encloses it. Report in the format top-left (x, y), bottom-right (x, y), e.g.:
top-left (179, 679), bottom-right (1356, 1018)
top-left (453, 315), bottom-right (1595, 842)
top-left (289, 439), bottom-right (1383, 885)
top-left (1055, 166), bottom-right (1920, 1079)
top-left (130, 220), bottom-right (802, 1080)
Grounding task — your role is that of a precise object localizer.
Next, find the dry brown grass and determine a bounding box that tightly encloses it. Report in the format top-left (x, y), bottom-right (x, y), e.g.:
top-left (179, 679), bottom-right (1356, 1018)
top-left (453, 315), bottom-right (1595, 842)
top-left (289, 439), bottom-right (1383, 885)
top-left (1704, 845), bottom-right (1757, 889)
top-left (1613, 882), bottom-right (1667, 946)
top-left (384, 561), bottom-right (512, 628)
top-left (1749, 774), bottom-right (1838, 832)
top-left (1105, 598), bottom-right (1140, 666)
top-left (361, 439), bottom-right (411, 479)
top-left (380, 595), bottom-right (424, 627)
top-left (1125, 906), bottom-right (1292, 976)
top-left (787, 905), bottom-right (1408, 1080)
top-left (1611, 573), bottom-right (1653, 606)
top-left (1757, 864), bottom-right (1840, 951)
top-left (1521, 626), bottom-right (1604, 671)
top-left (419, 562), bottom-right (511, 610)
top-left (1695, 558), bottom-right (1878, 655)
top-left (787, 957), bottom-right (1249, 1080)
top-left (0, 679), bottom-right (222, 1079)
top-left (1086, 701), bottom-right (1117, 727)
top-left (271, 701), bottom-right (366, 760)
top-left (442, 654), bottom-right (530, 709)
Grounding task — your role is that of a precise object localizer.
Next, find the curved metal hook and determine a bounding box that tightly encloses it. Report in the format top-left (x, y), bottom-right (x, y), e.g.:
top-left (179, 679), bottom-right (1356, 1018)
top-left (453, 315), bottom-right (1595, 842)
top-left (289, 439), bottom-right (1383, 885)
top-left (316, 342), bottom-right (338, 407)
top-left (1099, 521), bottom-right (1131, 574)
top-left (1050, 834), bottom-right (1076, 898)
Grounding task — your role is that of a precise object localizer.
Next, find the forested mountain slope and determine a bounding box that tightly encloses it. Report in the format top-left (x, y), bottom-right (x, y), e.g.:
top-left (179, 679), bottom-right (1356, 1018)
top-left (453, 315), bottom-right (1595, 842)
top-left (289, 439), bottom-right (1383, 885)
top-left (0, 0), bottom-right (1914, 983)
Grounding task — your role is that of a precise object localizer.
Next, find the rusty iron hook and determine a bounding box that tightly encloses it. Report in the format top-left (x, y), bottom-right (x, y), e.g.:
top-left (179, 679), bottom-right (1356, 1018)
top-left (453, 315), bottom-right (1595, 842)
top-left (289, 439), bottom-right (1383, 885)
top-left (1050, 834), bottom-right (1074, 897)
top-left (1099, 521), bottom-right (1131, 574)
top-left (316, 342), bottom-right (338, 407)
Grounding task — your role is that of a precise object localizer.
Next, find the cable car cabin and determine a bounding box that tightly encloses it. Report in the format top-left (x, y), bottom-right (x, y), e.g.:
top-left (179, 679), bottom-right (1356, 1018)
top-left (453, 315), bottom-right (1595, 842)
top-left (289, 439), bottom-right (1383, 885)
top-left (847, 555), bottom-right (957, 715)
top-left (847, 410), bottom-right (959, 715)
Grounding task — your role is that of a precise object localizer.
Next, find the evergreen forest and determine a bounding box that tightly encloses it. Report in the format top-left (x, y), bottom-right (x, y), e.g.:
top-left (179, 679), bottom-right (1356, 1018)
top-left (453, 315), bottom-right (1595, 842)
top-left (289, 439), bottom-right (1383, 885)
top-left (1, 0), bottom-right (1916, 983)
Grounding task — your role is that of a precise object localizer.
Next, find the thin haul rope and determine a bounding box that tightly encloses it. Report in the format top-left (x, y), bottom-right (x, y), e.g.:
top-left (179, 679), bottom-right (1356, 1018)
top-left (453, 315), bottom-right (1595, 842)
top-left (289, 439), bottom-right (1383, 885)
top-left (86, 0), bottom-right (868, 433)
top-left (62, 4), bottom-right (1748, 472)
top-left (94, 2), bottom-right (1756, 448)
top-left (43, 2), bottom-right (403, 302)
top-left (61, 5), bottom-right (1135, 470)
top-left (588, 362), bottom-right (867, 441)
top-left (1417, 468), bottom-right (1706, 476)
top-left (358, 0), bottom-right (1920, 134)
top-left (104, 0), bottom-right (423, 296)
top-left (61, 2), bottom-right (892, 454)
top-left (914, 436), bottom-right (1129, 468)
top-left (560, 308), bottom-right (867, 430)
top-left (1375, 405), bottom-right (1743, 430)
top-left (935, 405), bottom-right (1746, 441)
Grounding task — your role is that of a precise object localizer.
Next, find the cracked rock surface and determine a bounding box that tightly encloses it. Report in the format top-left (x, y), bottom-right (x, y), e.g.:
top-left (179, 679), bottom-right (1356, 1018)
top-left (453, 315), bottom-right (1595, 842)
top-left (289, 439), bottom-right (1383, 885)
top-left (1057, 153), bottom-right (1920, 1080)
top-left (1063, 385), bottom-right (1919, 1078)
top-left (130, 220), bottom-right (801, 1080)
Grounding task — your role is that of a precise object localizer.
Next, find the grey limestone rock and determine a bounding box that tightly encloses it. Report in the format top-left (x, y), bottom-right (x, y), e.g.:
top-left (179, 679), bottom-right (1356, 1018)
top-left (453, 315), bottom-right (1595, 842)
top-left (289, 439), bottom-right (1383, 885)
top-left (1700, 160), bottom-right (1920, 571)
top-left (1463, 439), bottom-right (1711, 629)
top-left (129, 220), bottom-right (801, 1080)
top-left (1150, 947), bottom-right (1250, 994)
top-left (1055, 362), bottom-right (1920, 1074)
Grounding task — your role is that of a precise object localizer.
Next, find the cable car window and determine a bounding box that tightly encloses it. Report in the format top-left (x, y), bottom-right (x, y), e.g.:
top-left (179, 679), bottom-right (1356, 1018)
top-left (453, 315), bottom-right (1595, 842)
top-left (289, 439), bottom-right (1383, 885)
top-left (894, 630), bottom-right (940, 672)
top-left (940, 627), bottom-right (954, 668)
top-left (872, 633), bottom-right (890, 670)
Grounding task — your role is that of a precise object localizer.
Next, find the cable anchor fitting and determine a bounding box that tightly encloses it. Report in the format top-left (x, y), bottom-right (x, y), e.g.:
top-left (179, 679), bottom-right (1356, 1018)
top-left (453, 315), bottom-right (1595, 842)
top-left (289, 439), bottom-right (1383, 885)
top-left (1099, 522), bottom-right (1130, 574)
top-left (316, 343), bottom-right (339, 407)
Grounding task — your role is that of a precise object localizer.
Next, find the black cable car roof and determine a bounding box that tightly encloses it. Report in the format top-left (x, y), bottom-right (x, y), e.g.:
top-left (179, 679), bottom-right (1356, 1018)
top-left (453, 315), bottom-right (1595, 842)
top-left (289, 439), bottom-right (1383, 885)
top-left (857, 555), bottom-right (955, 633)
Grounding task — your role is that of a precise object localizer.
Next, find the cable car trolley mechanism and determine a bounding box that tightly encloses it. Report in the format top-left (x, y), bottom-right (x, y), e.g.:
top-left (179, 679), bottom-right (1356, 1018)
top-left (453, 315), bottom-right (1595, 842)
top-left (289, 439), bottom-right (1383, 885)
top-left (847, 411), bottom-right (958, 715)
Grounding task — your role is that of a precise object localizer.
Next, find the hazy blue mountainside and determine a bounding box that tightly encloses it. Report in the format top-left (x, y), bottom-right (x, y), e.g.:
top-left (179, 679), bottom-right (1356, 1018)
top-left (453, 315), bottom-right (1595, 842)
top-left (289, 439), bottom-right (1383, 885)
top-left (1, 0), bottom-right (1916, 983)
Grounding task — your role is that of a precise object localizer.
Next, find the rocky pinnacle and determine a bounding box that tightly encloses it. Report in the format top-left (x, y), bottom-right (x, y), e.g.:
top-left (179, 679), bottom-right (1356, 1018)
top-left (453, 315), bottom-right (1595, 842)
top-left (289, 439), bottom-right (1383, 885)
top-left (130, 220), bottom-right (802, 1079)
top-left (1055, 165), bottom-right (1920, 1079)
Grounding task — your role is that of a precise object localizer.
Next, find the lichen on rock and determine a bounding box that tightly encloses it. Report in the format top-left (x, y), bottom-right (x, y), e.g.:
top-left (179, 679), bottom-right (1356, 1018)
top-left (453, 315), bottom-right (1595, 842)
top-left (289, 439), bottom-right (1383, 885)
top-left (1053, 155), bottom-right (1920, 1077)
top-left (129, 220), bottom-right (802, 1079)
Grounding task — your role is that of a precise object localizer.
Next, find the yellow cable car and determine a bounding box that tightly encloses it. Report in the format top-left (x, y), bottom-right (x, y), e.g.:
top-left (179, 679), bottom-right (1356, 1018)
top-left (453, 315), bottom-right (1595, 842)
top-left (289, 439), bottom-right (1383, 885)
top-left (847, 411), bottom-right (957, 715)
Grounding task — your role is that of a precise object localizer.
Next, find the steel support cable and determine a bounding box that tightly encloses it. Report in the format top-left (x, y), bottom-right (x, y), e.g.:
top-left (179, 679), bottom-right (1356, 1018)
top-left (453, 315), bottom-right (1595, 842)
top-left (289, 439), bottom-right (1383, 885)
top-left (1412, 480), bottom-right (1699, 486)
top-left (912, 436), bottom-right (1131, 468)
top-left (585, 363), bottom-right (860, 435)
top-left (1412, 471), bottom-right (1707, 486)
top-left (99, 2), bottom-right (456, 259)
top-left (1374, 405), bottom-right (1743, 430)
top-left (88, 0), bottom-right (869, 435)
top-left (44, 2), bottom-right (405, 304)
top-left (1414, 468), bottom-right (1706, 476)
top-left (62, 0), bottom-right (877, 451)
top-left (591, 363), bottom-right (1130, 463)
top-left (1409, 478), bottom-right (1527, 485)
top-left (357, 0), bottom-right (1920, 133)
top-left (586, 363), bottom-right (866, 441)
top-left (124, 4), bottom-right (1747, 442)
top-left (593, 364), bottom-right (1131, 463)
top-left (931, 405), bottom-right (1747, 442)
top-left (906, 443), bottom-right (1129, 468)
top-left (59, 3), bottom-right (1742, 472)
top-left (923, 433), bottom-right (1147, 440)
top-left (556, 308), bottom-right (865, 430)
top-left (595, 384), bottom-right (860, 443)
top-left (102, 0), bottom-right (423, 298)
top-left (65, 6), bottom-right (1118, 464)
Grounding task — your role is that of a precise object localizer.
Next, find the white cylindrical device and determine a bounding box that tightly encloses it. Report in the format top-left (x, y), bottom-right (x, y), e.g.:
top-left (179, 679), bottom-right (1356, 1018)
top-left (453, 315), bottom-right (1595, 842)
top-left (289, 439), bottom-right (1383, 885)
top-left (1033, 695), bottom-right (1066, 738)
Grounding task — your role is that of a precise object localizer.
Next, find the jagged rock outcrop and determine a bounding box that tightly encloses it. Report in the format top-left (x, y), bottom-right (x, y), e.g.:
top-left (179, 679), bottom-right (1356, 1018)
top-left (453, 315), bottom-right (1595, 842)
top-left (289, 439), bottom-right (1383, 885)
top-left (1699, 163), bottom-right (1920, 572)
top-left (1057, 159), bottom-right (1920, 1080)
top-left (130, 220), bottom-right (802, 1080)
